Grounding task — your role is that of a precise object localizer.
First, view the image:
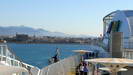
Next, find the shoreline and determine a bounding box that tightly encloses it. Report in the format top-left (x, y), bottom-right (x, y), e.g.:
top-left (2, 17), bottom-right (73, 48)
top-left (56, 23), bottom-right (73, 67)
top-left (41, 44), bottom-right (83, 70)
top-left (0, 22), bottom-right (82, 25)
top-left (7, 42), bottom-right (93, 45)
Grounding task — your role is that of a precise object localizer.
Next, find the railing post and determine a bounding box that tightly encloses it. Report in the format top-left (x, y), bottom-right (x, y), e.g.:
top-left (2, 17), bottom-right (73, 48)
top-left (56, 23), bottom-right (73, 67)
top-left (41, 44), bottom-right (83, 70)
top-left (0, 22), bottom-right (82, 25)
top-left (46, 67), bottom-right (49, 75)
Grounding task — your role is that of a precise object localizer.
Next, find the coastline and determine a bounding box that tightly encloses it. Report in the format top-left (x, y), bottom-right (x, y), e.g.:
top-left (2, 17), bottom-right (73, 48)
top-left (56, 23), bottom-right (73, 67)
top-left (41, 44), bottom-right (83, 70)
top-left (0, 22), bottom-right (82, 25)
top-left (7, 42), bottom-right (93, 45)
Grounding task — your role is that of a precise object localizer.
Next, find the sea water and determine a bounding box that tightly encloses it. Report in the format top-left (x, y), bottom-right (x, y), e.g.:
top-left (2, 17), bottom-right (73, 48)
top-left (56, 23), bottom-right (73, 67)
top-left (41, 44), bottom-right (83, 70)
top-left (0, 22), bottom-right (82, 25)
top-left (7, 43), bottom-right (109, 68)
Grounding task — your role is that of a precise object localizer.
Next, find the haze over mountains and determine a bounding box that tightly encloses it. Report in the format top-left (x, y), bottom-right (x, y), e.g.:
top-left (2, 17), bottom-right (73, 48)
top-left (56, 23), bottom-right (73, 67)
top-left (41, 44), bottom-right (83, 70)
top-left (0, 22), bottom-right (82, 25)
top-left (0, 26), bottom-right (92, 38)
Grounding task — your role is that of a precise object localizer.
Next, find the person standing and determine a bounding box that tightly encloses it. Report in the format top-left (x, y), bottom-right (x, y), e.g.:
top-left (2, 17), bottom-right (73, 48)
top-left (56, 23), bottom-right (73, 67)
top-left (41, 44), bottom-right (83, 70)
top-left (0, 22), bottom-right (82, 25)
top-left (83, 63), bottom-right (88, 75)
top-left (79, 62), bottom-right (84, 75)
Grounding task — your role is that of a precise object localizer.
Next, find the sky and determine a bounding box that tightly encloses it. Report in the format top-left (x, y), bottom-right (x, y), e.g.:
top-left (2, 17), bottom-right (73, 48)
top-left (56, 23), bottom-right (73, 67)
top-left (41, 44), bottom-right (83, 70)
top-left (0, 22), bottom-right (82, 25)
top-left (0, 0), bottom-right (133, 36)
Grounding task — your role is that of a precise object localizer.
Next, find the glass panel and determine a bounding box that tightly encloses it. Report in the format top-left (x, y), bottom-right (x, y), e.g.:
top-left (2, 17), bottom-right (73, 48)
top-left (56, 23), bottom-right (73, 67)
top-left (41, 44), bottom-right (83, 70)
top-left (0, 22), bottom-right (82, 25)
top-left (2, 57), bottom-right (6, 61)
top-left (3, 46), bottom-right (6, 56)
top-left (22, 72), bottom-right (26, 75)
top-left (14, 61), bottom-right (18, 66)
top-left (7, 50), bottom-right (10, 57)
top-left (0, 46), bottom-right (2, 55)
top-left (124, 11), bottom-right (133, 17)
top-left (11, 60), bottom-right (14, 66)
top-left (7, 58), bottom-right (11, 65)
top-left (0, 56), bottom-right (1, 61)
top-left (19, 63), bottom-right (22, 67)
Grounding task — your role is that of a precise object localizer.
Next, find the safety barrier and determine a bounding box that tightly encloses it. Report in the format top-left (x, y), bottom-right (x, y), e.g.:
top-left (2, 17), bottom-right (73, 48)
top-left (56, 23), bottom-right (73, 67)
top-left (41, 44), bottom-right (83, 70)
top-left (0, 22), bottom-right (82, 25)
top-left (40, 55), bottom-right (80, 75)
top-left (0, 44), bottom-right (40, 75)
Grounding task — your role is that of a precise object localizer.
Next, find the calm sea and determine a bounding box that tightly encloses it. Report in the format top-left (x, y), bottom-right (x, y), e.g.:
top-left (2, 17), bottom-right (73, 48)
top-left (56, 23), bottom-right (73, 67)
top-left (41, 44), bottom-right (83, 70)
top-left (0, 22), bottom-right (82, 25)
top-left (7, 43), bottom-right (109, 69)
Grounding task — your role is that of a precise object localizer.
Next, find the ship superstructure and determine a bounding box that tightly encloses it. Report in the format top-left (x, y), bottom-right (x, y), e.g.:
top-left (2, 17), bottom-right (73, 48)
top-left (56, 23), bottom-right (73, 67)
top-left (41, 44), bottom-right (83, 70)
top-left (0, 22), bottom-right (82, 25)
top-left (102, 10), bottom-right (133, 75)
top-left (103, 10), bottom-right (133, 49)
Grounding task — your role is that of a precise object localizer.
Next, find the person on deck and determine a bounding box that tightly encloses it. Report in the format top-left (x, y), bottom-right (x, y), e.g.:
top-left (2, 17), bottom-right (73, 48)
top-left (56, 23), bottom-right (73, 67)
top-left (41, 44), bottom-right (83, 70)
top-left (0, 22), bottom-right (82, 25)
top-left (83, 62), bottom-right (88, 75)
top-left (79, 62), bottom-right (84, 75)
top-left (83, 53), bottom-right (89, 59)
top-left (52, 53), bottom-right (59, 62)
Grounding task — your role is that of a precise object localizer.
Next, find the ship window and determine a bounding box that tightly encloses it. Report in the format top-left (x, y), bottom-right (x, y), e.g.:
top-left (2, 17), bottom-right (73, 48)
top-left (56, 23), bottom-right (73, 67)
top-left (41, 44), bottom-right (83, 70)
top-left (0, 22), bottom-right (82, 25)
top-left (124, 11), bottom-right (133, 36)
top-left (111, 20), bottom-right (121, 32)
top-left (107, 20), bottom-right (121, 33)
top-left (124, 11), bottom-right (133, 17)
top-left (103, 12), bottom-right (116, 34)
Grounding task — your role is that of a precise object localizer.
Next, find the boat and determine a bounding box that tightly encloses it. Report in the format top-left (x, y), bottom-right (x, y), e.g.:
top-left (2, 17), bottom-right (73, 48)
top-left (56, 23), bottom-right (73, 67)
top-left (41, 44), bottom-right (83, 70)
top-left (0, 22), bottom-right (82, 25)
top-left (40, 10), bottom-right (133, 75)
top-left (2, 10), bottom-right (133, 75)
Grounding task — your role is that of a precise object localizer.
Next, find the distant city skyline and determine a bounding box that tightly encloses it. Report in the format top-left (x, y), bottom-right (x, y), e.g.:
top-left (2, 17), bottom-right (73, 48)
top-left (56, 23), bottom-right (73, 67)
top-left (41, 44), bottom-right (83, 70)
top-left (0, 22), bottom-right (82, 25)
top-left (0, 0), bottom-right (133, 36)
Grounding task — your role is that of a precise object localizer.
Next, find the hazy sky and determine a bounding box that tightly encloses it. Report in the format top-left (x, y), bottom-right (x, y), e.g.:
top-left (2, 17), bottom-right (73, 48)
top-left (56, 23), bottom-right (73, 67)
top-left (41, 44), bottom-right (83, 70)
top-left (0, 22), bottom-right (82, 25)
top-left (0, 0), bottom-right (133, 36)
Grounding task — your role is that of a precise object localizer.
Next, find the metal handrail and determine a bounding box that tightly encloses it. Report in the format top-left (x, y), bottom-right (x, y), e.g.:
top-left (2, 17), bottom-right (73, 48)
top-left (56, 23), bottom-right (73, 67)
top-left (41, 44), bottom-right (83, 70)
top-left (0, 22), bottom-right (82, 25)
top-left (0, 44), bottom-right (35, 70)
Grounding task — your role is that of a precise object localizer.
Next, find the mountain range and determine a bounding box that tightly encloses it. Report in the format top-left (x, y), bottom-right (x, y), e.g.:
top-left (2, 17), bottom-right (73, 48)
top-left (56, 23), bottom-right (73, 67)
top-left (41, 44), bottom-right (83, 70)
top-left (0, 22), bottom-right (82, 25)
top-left (0, 26), bottom-right (92, 38)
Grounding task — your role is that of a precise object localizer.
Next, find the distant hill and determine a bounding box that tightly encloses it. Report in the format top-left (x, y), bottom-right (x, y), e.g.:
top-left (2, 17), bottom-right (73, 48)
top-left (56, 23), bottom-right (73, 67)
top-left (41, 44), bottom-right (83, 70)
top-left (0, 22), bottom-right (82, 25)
top-left (0, 26), bottom-right (92, 38)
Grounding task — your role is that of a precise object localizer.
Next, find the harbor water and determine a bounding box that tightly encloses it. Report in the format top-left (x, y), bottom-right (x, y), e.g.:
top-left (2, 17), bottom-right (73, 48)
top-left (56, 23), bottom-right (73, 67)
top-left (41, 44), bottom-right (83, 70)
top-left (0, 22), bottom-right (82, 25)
top-left (7, 43), bottom-right (109, 68)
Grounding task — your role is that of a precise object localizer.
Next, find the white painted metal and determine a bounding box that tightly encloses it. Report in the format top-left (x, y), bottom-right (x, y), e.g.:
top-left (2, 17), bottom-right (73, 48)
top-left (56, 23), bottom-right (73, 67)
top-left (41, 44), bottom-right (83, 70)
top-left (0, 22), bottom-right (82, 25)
top-left (41, 55), bottom-right (80, 75)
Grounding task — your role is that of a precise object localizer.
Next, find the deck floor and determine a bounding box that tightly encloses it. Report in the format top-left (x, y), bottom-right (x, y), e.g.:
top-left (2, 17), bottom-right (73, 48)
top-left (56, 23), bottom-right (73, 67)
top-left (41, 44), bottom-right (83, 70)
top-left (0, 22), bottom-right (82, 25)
top-left (67, 72), bottom-right (75, 75)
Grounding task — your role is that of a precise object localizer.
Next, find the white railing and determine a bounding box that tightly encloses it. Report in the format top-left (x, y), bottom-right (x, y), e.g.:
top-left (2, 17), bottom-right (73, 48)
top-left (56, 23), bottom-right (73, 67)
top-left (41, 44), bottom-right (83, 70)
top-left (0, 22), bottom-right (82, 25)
top-left (123, 49), bottom-right (133, 59)
top-left (124, 42), bottom-right (133, 49)
top-left (0, 44), bottom-right (40, 75)
top-left (40, 55), bottom-right (80, 75)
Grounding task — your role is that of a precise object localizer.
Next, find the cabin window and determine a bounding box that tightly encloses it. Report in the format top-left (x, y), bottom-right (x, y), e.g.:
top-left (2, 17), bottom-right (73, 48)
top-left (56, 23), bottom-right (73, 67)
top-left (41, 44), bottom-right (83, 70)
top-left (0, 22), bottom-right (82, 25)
top-left (107, 20), bottom-right (121, 33)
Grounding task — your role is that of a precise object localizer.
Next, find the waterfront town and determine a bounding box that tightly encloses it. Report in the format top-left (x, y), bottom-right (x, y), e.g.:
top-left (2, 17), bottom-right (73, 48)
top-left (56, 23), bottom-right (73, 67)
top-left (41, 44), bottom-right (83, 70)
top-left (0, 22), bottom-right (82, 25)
top-left (0, 34), bottom-right (101, 44)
